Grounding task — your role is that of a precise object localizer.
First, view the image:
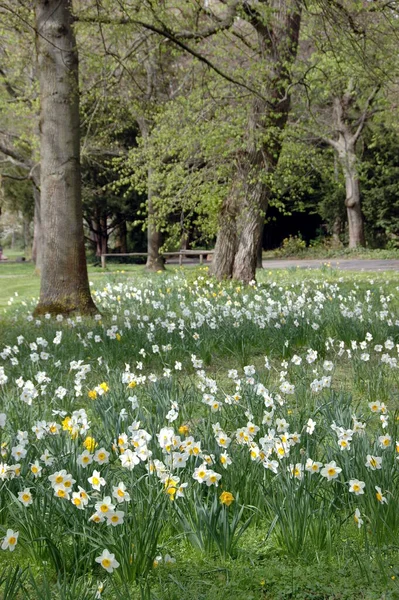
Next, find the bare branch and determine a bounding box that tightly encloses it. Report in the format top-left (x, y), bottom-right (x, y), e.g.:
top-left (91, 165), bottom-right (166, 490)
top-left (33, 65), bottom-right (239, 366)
top-left (0, 142), bottom-right (32, 171)
top-left (0, 172), bottom-right (29, 181)
top-left (352, 86), bottom-right (380, 143)
top-left (324, 137), bottom-right (340, 150)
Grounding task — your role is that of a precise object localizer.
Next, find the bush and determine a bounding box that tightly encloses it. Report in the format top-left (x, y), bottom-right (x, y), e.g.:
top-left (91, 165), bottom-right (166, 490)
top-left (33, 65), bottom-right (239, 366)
top-left (276, 235), bottom-right (307, 257)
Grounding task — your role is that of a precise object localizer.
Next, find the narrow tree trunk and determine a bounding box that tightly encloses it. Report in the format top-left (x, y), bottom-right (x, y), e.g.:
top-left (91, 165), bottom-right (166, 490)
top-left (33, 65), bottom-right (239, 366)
top-left (332, 216), bottom-right (341, 245)
top-left (33, 0), bottom-right (96, 315)
top-left (138, 116), bottom-right (165, 272)
top-left (32, 185), bottom-right (42, 272)
top-left (256, 221), bottom-right (264, 268)
top-left (117, 219), bottom-right (128, 254)
top-left (337, 144), bottom-right (365, 248)
top-left (328, 84), bottom-right (373, 250)
top-left (146, 191), bottom-right (164, 271)
top-left (22, 215), bottom-right (31, 253)
top-left (100, 214), bottom-right (108, 256)
top-left (343, 159), bottom-right (365, 248)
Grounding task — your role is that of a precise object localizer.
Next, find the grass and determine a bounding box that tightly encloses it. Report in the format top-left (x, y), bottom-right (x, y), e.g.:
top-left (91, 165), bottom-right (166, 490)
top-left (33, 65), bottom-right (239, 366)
top-left (0, 265), bottom-right (399, 599)
top-left (0, 263), bottom-right (147, 311)
top-left (1, 258), bottom-right (399, 312)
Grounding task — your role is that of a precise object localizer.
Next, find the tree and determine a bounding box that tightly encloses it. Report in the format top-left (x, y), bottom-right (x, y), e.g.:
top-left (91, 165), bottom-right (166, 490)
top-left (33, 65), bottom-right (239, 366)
top-left (33, 0), bottom-right (96, 315)
top-left (0, 9), bottom-right (40, 264)
top-left (361, 125), bottom-right (399, 247)
top-left (209, 1), bottom-right (302, 282)
top-left (324, 82), bottom-right (379, 247)
top-left (77, 1), bottom-right (302, 282)
top-left (292, 0), bottom-right (399, 248)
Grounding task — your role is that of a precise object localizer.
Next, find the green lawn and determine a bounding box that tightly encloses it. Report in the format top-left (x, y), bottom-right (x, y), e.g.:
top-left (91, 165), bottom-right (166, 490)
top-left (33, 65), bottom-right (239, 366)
top-left (0, 262), bottom-right (149, 311)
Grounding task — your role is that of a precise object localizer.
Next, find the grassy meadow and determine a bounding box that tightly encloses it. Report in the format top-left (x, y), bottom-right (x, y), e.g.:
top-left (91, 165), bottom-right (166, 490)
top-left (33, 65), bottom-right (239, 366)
top-left (0, 264), bottom-right (398, 599)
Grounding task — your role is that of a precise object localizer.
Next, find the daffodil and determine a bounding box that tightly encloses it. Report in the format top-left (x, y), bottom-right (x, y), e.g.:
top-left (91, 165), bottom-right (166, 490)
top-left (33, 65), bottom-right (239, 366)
top-left (1, 529), bottom-right (19, 552)
top-left (95, 549), bottom-right (120, 573)
top-left (220, 491), bottom-right (234, 506)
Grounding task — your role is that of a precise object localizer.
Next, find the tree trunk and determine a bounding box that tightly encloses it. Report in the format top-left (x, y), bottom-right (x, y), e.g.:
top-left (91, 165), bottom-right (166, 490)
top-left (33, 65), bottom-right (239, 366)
top-left (231, 148), bottom-right (269, 282)
top-left (116, 219), bottom-right (128, 254)
top-left (328, 83), bottom-right (374, 250)
top-left (33, 0), bottom-right (96, 315)
top-left (232, 187), bottom-right (268, 282)
top-left (210, 194), bottom-right (238, 280)
top-left (138, 116), bottom-right (165, 272)
top-left (32, 185), bottom-right (42, 272)
top-left (146, 192), bottom-right (164, 271)
top-left (336, 142), bottom-right (365, 249)
top-left (99, 214), bottom-right (108, 256)
top-left (332, 216), bottom-right (342, 246)
top-left (343, 156), bottom-right (365, 248)
top-left (22, 215), bottom-right (31, 253)
top-left (256, 221), bottom-right (264, 268)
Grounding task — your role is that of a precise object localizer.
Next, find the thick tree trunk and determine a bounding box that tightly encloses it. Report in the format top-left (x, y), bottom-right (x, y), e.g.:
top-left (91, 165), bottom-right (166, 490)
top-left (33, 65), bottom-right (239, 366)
top-left (33, 0), bottom-right (96, 315)
top-left (210, 194), bottom-right (238, 280)
top-left (231, 147), bottom-right (269, 282)
top-left (232, 185), bottom-right (268, 283)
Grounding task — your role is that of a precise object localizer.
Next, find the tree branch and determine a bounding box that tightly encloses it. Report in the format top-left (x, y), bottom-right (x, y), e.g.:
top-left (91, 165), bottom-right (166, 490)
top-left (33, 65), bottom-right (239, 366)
top-left (324, 137), bottom-right (340, 151)
top-left (0, 67), bottom-right (19, 99)
top-left (76, 14), bottom-right (270, 103)
top-left (352, 86), bottom-right (380, 144)
top-left (173, 0), bottom-right (240, 40)
top-left (0, 141), bottom-right (30, 166)
top-left (0, 172), bottom-right (29, 181)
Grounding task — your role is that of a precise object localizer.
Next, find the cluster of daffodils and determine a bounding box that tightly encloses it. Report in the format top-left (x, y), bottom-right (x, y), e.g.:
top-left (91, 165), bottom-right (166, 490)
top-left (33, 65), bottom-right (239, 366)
top-left (0, 272), bottom-right (398, 580)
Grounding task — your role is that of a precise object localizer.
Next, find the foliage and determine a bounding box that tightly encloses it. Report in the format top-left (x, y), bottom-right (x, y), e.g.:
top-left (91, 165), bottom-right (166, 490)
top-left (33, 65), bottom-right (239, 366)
top-left (361, 126), bottom-right (399, 247)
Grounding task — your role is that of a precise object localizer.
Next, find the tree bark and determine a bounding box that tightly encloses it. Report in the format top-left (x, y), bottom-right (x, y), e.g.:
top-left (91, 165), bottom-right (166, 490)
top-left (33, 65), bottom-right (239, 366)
top-left (334, 136), bottom-right (365, 249)
top-left (256, 221), bottom-right (264, 268)
top-left (116, 219), bottom-right (128, 254)
top-left (33, 0), bottom-right (96, 315)
top-left (138, 117), bottom-right (165, 272)
top-left (343, 154), bottom-right (365, 247)
top-left (211, 193), bottom-right (238, 280)
top-left (22, 215), bottom-right (31, 253)
top-left (326, 83), bottom-right (379, 249)
top-left (32, 185), bottom-right (42, 271)
top-left (146, 190), bottom-right (165, 271)
top-left (232, 159), bottom-right (269, 283)
top-left (332, 215), bottom-right (342, 245)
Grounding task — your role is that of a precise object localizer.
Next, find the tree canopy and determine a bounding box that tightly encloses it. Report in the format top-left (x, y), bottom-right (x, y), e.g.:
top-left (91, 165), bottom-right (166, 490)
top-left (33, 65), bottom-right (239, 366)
top-left (0, 0), bottom-right (398, 306)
